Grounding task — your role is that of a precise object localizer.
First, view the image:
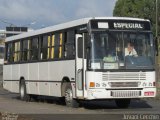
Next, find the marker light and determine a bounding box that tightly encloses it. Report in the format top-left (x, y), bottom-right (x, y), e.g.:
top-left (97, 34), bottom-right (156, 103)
top-left (90, 82), bottom-right (95, 87)
top-left (153, 82), bottom-right (156, 86)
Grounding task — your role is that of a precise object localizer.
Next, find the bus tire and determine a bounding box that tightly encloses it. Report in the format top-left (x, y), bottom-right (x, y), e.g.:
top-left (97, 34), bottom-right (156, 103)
top-left (64, 84), bottom-right (79, 108)
top-left (20, 80), bottom-right (30, 101)
top-left (115, 99), bottom-right (131, 108)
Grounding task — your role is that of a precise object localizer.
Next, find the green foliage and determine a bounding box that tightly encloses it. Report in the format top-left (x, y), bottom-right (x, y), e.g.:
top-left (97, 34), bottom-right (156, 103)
top-left (113, 0), bottom-right (160, 37)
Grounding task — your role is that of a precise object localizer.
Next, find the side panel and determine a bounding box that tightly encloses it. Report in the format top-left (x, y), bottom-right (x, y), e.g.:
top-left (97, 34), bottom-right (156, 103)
top-left (49, 60), bottom-right (75, 81)
top-left (20, 64), bottom-right (29, 80)
top-left (3, 65), bottom-right (12, 92)
top-left (11, 64), bottom-right (20, 93)
top-left (28, 63), bottom-right (39, 95)
top-left (3, 60), bottom-right (75, 97)
top-left (20, 64), bottom-right (30, 93)
top-left (48, 60), bottom-right (75, 97)
top-left (3, 65), bottom-right (12, 80)
top-left (39, 62), bottom-right (49, 96)
top-left (29, 63), bottom-right (39, 80)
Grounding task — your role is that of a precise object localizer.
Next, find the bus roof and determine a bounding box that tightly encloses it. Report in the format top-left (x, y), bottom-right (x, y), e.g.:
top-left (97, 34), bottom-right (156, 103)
top-left (6, 17), bottom-right (150, 42)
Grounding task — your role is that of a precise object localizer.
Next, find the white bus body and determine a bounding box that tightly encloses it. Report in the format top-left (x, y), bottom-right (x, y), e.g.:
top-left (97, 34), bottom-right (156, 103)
top-left (3, 17), bottom-right (156, 108)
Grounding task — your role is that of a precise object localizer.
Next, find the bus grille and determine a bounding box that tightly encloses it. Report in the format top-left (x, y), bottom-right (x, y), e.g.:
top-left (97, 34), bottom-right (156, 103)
top-left (111, 91), bottom-right (140, 98)
top-left (110, 82), bottom-right (138, 87)
top-left (103, 72), bottom-right (146, 81)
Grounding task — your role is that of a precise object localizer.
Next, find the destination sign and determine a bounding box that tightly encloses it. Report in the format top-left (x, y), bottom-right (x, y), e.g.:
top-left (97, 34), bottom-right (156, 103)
top-left (113, 23), bottom-right (143, 29)
top-left (90, 19), bottom-right (151, 31)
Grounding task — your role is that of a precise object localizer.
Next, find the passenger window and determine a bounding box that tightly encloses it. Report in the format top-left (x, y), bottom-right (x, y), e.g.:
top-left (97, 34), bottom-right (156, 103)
top-left (50, 33), bottom-right (64, 59)
top-left (22, 40), bottom-right (28, 61)
top-left (59, 33), bottom-right (63, 58)
top-left (54, 34), bottom-right (60, 59)
top-left (40, 35), bottom-right (48, 60)
top-left (13, 41), bottom-right (20, 62)
top-left (6, 43), bottom-right (13, 62)
top-left (51, 35), bottom-right (55, 59)
top-left (64, 30), bottom-right (75, 58)
top-left (31, 37), bottom-right (39, 60)
top-left (47, 35), bottom-right (51, 59)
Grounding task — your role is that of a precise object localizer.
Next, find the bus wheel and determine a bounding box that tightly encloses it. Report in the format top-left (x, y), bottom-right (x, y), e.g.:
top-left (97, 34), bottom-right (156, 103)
top-left (115, 99), bottom-right (131, 108)
top-left (64, 84), bottom-right (79, 108)
top-left (20, 80), bottom-right (30, 101)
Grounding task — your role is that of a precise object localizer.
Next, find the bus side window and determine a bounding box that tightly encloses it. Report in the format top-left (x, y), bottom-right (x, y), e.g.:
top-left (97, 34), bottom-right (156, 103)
top-left (13, 42), bottom-right (20, 62)
top-left (54, 33), bottom-right (60, 59)
top-left (0, 45), bottom-right (4, 60)
top-left (5, 43), bottom-right (13, 63)
top-left (13, 41), bottom-right (20, 62)
top-left (22, 40), bottom-right (28, 61)
top-left (31, 37), bottom-right (39, 60)
top-left (59, 33), bottom-right (63, 58)
top-left (40, 35), bottom-right (48, 60)
top-left (51, 35), bottom-right (55, 59)
top-left (28, 39), bottom-right (31, 60)
top-left (5, 43), bottom-right (8, 62)
top-left (14, 42), bottom-right (16, 62)
top-left (50, 33), bottom-right (64, 60)
top-left (47, 35), bottom-right (51, 59)
top-left (65, 30), bottom-right (75, 59)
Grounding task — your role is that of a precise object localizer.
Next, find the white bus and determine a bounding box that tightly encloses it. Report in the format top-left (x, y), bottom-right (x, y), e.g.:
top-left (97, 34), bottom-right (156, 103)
top-left (3, 17), bottom-right (156, 108)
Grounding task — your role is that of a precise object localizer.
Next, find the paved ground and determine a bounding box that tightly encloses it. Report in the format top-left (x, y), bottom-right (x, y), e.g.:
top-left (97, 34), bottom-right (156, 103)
top-left (0, 87), bottom-right (160, 120)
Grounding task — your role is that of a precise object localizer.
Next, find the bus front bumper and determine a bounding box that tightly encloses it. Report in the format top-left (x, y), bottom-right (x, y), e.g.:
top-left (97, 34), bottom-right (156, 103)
top-left (86, 87), bottom-right (156, 100)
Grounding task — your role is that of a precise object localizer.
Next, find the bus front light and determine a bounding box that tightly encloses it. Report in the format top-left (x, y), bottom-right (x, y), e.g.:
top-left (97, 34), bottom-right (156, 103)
top-left (90, 82), bottom-right (95, 87)
top-left (153, 82), bottom-right (156, 86)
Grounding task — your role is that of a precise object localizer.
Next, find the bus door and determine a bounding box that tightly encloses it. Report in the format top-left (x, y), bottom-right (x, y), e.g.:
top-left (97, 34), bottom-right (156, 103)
top-left (75, 34), bottom-right (85, 98)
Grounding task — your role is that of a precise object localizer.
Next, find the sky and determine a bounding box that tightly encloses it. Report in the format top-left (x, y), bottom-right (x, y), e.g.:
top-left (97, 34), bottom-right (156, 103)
top-left (0, 0), bottom-right (117, 29)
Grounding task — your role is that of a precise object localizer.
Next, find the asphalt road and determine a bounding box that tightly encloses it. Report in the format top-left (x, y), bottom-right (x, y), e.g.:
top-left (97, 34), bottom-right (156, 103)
top-left (0, 87), bottom-right (160, 120)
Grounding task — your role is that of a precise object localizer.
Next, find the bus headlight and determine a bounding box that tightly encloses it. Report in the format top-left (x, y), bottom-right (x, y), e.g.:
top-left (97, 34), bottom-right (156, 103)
top-left (90, 82), bottom-right (95, 87)
top-left (153, 82), bottom-right (156, 86)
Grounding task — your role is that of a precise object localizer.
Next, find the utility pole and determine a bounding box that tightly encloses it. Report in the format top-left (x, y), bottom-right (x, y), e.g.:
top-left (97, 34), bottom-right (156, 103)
top-left (156, 0), bottom-right (158, 38)
top-left (156, 0), bottom-right (160, 98)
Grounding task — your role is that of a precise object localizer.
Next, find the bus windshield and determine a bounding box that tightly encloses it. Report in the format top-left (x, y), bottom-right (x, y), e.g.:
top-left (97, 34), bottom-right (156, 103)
top-left (88, 31), bottom-right (154, 70)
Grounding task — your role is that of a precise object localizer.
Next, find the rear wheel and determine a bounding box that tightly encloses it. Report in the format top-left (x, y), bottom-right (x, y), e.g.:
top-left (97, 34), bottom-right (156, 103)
top-left (115, 99), bottom-right (131, 108)
top-left (64, 84), bottom-right (79, 108)
top-left (19, 80), bottom-right (30, 101)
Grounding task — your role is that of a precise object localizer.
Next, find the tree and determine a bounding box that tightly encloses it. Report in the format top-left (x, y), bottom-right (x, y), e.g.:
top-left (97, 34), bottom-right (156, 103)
top-left (113, 0), bottom-right (160, 37)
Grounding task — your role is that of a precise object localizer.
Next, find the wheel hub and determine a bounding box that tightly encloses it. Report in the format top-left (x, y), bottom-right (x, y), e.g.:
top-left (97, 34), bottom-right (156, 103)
top-left (65, 88), bottom-right (73, 105)
top-left (20, 85), bottom-right (25, 99)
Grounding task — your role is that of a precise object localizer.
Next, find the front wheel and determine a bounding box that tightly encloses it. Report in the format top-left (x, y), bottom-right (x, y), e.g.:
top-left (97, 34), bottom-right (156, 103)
top-left (64, 84), bottom-right (79, 108)
top-left (115, 99), bottom-right (131, 108)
